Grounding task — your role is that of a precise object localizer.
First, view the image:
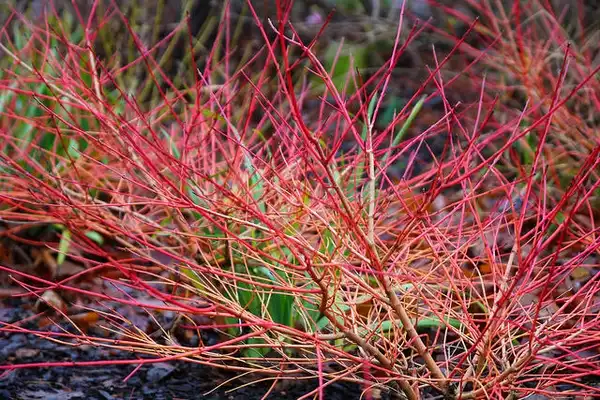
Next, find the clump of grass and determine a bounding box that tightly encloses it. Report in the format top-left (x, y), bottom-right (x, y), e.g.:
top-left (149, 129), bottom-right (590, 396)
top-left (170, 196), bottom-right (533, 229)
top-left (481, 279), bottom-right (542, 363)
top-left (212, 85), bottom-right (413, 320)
top-left (1, 1), bottom-right (600, 399)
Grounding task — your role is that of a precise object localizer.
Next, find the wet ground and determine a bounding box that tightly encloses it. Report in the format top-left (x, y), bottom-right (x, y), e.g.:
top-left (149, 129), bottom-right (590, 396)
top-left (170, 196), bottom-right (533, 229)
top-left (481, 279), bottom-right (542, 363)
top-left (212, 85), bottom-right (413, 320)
top-left (0, 295), bottom-right (377, 400)
top-left (0, 350), bottom-right (366, 400)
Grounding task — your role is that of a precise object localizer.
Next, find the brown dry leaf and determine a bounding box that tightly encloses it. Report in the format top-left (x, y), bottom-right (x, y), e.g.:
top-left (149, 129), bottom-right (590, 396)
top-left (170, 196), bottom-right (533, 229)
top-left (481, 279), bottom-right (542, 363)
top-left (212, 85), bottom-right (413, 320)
top-left (70, 311), bottom-right (100, 331)
top-left (56, 260), bottom-right (85, 279)
top-left (479, 263), bottom-right (493, 275)
top-left (181, 328), bottom-right (195, 343)
top-left (0, 288), bottom-right (26, 297)
top-left (570, 267), bottom-right (590, 281)
top-left (0, 241), bottom-right (13, 265)
top-left (32, 248), bottom-right (58, 277)
top-left (35, 290), bottom-right (67, 313)
top-left (356, 298), bottom-right (373, 319)
top-left (371, 387), bottom-right (382, 400)
top-left (37, 317), bottom-right (53, 329)
top-left (15, 348), bottom-right (40, 358)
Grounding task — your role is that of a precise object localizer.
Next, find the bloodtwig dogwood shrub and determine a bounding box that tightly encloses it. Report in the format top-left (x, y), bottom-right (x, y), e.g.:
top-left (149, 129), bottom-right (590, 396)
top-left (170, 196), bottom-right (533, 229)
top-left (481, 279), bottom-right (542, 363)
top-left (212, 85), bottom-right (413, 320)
top-left (1, 1), bottom-right (599, 399)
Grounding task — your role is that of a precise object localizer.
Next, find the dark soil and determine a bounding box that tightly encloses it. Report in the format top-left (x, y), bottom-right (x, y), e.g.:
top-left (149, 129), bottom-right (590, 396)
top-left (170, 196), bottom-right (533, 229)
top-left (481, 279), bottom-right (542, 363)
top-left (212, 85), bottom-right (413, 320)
top-left (0, 299), bottom-right (377, 400)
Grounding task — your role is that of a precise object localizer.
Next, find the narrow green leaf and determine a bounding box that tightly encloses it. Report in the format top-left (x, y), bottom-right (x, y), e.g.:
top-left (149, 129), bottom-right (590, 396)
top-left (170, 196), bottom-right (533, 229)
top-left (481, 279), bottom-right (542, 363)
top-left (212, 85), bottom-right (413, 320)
top-left (415, 317), bottom-right (462, 330)
top-left (85, 231), bottom-right (104, 245)
top-left (357, 316), bottom-right (462, 337)
top-left (57, 229), bottom-right (72, 265)
top-left (387, 95), bottom-right (426, 158)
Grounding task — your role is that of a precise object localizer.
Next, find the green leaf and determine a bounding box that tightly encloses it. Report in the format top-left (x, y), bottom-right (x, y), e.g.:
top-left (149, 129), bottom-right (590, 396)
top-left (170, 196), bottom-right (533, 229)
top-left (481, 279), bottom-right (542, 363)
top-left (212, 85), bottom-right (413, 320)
top-left (85, 231), bottom-right (104, 245)
top-left (0, 82), bottom-right (16, 112)
top-left (319, 228), bottom-right (337, 255)
top-left (161, 128), bottom-right (181, 159)
top-left (415, 317), bottom-right (462, 330)
top-left (66, 138), bottom-right (80, 159)
top-left (243, 337), bottom-right (270, 358)
top-left (548, 211), bottom-right (566, 235)
top-left (253, 266), bottom-right (295, 328)
top-left (237, 281), bottom-right (263, 317)
top-left (57, 229), bottom-right (72, 265)
top-left (316, 315), bottom-right (331, 331)
top-left (268, 291), bottom-right (294, 327)
top-left (357, 316), bottom-right (462, 337)
top-left (319, 41), bottom-right (368, 94)
top-left (334, 0), bottom-right (365, 13)
top-left (383, 95), bottom-right (426, 164)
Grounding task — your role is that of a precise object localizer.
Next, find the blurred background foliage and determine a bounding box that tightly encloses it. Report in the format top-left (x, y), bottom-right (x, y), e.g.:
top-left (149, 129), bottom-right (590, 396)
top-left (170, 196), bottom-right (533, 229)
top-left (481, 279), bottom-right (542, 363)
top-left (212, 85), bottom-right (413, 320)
top-left (0, 0), bottom-right (457, 106)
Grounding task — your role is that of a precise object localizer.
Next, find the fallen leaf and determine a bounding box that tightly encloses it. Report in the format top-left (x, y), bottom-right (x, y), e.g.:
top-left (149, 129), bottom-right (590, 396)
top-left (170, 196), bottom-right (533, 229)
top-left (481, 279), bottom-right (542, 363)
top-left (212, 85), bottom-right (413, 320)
top-left (70, 311), bottom-right (100, 331)
top-left (570, 267), bottom-right (590, 281)
top-left (0, 288), bottom-right (26, 297)
top-left (15, 348), bottom-right (40, 358)
top-left (56, 260), bottom-right (85, 279)
top-left (35, 290), bottom-right (67, 313)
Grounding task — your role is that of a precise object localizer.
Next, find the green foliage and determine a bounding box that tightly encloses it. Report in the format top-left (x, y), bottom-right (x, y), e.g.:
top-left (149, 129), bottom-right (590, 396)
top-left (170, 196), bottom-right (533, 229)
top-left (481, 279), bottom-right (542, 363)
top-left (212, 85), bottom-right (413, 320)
top-left (56, 227), bottom-right (72, 266)
top-left (316, 41), bottom-right (368, 94)
top-left (52, 224), bottom-right (103, 265)
top-left (330, 0), bottom-right (366, 13)
top-left (335, 92), bottom-right (425, 197)
top-left (0, 20), bottom-right (93, 176)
